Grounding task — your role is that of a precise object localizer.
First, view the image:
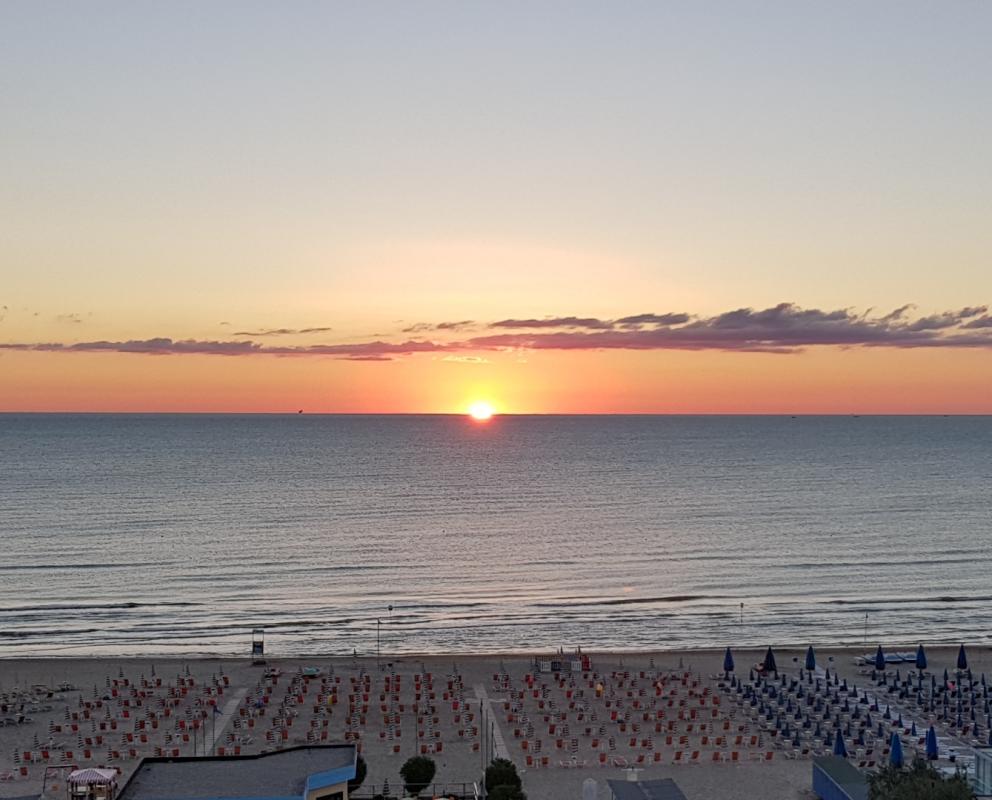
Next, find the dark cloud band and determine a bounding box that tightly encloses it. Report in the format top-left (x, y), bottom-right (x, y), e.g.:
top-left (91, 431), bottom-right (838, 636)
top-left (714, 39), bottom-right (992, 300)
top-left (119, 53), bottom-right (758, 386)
top-left (2, 303), bottom-right (990, 361)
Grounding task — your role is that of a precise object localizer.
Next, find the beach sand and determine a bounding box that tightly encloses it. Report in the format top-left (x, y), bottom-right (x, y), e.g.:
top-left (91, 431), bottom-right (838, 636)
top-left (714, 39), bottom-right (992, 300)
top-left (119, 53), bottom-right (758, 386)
top-left (1, 646), bottom-right (988, 799)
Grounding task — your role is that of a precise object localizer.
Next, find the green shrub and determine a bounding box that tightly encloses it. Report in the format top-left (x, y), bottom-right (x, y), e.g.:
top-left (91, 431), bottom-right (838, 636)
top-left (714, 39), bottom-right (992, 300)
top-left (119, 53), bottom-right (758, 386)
top-left (868, 759), bottom-right (974, 799)
top-left (485, 758), bottom-right (522, 793)
top-left (399, 755), bottom-right (436, 795)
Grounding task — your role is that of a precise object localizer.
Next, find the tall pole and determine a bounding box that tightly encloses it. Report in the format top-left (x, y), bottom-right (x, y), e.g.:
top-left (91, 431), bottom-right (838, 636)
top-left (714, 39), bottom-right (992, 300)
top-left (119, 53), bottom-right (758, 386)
top-left (739, 602), bottom-right (743, 625)
top-left (376, 619), bottom-right (381, 667)
top-left (864, 612), bottom-right (868, 648)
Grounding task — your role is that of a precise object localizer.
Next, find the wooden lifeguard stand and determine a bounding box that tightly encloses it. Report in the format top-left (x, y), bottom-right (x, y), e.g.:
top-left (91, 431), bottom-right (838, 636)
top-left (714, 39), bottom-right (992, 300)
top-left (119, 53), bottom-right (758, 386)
top-left (251, 628), bottom-right (265, 665)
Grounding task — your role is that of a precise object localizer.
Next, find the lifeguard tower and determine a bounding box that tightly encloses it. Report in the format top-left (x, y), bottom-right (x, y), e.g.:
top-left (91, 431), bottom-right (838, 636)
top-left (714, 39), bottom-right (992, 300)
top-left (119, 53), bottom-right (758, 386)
top-left (535, 647), bottom-right (592, 674)
top-left (251, 628), bottom-right (265, 665)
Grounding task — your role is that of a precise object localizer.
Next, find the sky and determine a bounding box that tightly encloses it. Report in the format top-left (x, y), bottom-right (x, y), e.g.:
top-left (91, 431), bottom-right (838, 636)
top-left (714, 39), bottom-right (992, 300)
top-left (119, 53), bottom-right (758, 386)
top-left (2, 1), bottom-right (991, 413)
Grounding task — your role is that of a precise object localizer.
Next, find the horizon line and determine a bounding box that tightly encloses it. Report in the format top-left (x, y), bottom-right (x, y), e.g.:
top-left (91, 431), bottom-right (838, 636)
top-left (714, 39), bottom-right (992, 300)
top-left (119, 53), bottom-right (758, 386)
top-left (1, 411), bottom-right (989, 417)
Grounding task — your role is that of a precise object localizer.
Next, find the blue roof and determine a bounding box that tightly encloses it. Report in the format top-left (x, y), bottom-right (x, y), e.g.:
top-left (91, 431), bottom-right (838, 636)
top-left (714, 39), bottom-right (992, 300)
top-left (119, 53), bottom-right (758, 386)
top-left (304, 765), bottom-right (357, 793)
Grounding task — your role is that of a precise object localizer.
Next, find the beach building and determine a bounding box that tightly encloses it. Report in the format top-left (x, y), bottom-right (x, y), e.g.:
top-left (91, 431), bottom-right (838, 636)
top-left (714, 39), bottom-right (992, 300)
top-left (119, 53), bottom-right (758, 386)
top-left (811, 756), bottom-right (868, 800)
top-left (116, 745), bottom-right (357, 800)
top-left (974, 747), bottom-right (992, 797)
top-left (606, 777), bottom-right (689, 800)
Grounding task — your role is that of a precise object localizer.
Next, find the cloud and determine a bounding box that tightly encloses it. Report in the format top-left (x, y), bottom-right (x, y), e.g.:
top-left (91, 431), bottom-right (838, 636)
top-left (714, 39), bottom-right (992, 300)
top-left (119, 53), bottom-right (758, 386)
top-left (466, 303), bottom-right (992, 353)
top-left (3, 303), bottom-right (992, 361)
top-left (614, 312), bottom-right (692, 328)
top-left (441, 355), bottom-right (489, 363)
top-left (904, 307), bottom-right (987, 332)
top-left (402, 320), bottom-right (475, 333)
top-left (56, 312), bottom-right (85, 324)
top-left (490, 316), bottom-right (614, 330)
top-left (232, 326), bottom-right (333, 336)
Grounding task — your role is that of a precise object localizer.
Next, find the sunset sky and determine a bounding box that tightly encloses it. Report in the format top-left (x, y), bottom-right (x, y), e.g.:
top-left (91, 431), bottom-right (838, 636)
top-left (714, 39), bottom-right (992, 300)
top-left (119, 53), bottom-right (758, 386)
top-left (2, 1), bottom-right (991, 413)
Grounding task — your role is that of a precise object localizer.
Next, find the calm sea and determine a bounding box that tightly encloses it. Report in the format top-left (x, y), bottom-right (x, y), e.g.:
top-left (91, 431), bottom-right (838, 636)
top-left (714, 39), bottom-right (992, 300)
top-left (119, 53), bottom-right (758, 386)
top-left (1, 414), bottom-right (990, 657)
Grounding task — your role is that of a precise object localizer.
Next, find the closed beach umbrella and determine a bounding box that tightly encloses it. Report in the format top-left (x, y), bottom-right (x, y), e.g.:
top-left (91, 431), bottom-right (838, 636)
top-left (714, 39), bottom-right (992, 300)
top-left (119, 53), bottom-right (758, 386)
top-left (957, 644), bottom-right (968, 671)
top-left (916, 644), bottom-right (927, 671)
top-left (763, 647), bottom-right (777, 674)
top-left (833, 728), bottom-right (847, 758)
top-left (943, 668), bottom-right (949, 686)
top-left (875, 646), bottom-right (886, 671)
top-left (910, 721), bottom-right (917, 737)
top-left (805, 646), bottom-right (816, 671)
top-left (723, 647), bottom-right (734, 675)
top-left (925, 725), bottom-right (938, 760)
top-left (889, 731), bottom-right (904, 767)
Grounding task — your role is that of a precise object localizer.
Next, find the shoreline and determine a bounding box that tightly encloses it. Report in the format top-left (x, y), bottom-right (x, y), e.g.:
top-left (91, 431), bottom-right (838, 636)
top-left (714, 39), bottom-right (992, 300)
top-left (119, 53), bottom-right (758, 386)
top-left (3, 643), bottom-right (989, 662)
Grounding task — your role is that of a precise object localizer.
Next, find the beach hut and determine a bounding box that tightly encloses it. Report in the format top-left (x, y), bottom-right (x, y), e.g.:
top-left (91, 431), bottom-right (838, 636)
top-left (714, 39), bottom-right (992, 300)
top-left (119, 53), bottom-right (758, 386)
top-left (68, 769), bottom-right (118, 800)
top-left (812, 756), bottom-right (869, 800)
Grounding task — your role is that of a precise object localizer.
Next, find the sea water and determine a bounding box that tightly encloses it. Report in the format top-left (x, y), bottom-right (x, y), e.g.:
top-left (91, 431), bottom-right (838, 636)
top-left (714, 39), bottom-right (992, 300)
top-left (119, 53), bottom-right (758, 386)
top-left (1, 414), bottom-right (989, 656)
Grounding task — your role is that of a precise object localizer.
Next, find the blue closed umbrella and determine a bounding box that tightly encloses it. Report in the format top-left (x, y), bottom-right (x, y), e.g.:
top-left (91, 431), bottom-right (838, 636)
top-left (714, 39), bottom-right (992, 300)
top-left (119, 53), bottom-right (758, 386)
top-left (910, 721), bottom-right (917, 737)
top-left (925, 725), bottom-right (938, 760)
top-left (723, 647), bottom-right (735, 675)
top-left (943, 668), bottom-right (949, 685)
top-left (805, 646), bottom-right (816, 671)
top-left (957, 644), bottom-right (968, 671)
top-left (875, 646), bottom-right (886, 671)
top-left (889, 731), bottom-right (904, 767)
top-left (833, 728), bottom-right (848, 757)
top-left (763, 646), bottom-right (778, 674)
top-left (916, 644), bottom-right (927, 671)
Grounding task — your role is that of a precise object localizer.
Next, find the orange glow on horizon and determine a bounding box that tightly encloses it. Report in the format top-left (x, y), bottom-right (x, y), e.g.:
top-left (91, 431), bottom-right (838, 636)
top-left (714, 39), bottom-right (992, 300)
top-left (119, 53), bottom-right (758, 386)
top-left (0, 346), bottom-right (991, 415)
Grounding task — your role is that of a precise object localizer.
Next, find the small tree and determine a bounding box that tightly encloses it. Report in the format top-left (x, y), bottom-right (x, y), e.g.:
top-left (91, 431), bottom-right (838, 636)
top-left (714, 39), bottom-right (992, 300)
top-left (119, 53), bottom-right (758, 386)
top-left (399, 755), bottom-right (436, 796)
top-left (348, 754), bottom-right (367, 793)
top-left (489, 786), bottom-right (526, 800)
top-left (485, 758), bottom-right (522, 793)
top-left (868, 759), bottom-right (974, 800)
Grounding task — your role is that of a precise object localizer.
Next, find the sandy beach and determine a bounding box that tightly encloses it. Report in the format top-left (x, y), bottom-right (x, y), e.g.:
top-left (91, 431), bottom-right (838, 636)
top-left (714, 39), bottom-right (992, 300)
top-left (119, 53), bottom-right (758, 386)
top-left (2, 645), bottom-right (989, 799)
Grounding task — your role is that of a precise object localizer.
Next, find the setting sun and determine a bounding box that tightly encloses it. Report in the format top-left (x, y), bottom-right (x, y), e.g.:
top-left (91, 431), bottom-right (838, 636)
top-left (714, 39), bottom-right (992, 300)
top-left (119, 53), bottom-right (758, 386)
top-left (468, 401), bottom-right (495, 421)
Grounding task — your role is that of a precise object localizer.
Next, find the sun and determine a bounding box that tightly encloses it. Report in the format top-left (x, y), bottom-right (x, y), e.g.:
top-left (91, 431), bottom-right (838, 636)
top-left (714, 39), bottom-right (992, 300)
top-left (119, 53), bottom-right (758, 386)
top-left (468, 401), bottom-right (495, 421)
